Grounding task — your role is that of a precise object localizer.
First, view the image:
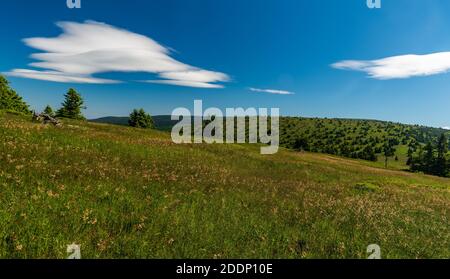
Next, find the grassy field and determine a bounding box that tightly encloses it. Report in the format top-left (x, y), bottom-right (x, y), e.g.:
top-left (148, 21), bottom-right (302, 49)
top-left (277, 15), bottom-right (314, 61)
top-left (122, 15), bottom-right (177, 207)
top-left (92, 115), bottom-right (450, 166)
top-left (0, 111), bottom-right (449, 259)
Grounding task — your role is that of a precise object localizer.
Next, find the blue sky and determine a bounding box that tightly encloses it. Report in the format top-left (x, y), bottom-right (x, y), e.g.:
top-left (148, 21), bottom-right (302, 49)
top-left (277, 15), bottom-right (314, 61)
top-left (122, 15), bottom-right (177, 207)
top-left (1, 0), bottom-right (450, 128)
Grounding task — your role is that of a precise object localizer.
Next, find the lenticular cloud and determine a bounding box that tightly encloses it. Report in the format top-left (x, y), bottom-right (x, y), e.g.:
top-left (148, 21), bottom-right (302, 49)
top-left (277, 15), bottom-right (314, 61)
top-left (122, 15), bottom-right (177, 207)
top-left (332, 52), bottom-right (450, 80)
top-left (5, 20), bottom-right (230, 88)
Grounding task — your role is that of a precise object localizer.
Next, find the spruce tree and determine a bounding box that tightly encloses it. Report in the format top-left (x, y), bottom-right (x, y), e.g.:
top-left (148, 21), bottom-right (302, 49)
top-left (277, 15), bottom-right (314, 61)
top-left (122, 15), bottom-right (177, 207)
top-left (416, 145), bottom-right (425, 171)
top-left (293, 138), bottom-right (309, 152)
top-left (435, 134), bottom-right (448, 177)
top-left (406, 145), bottom-right (414, 166)
top-left (362, 145), bottom-right (377, 161)
top-left (0, 75), bottom-right (30, 114)
top-left (56, 88), bottom-right (86, 120)
top-left (423, 142), bottom-right (435, 174)
top-left (128, 109), bottom-right (154, 129)
top-left (383, 143), bottom-right (395, 168)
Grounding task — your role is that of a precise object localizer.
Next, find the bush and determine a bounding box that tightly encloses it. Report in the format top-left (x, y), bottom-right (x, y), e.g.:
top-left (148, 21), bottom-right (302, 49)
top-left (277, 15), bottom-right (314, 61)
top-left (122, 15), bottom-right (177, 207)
top-left (353, 182), bottom-right (380, 193)
top-left (43, 105), bottom-right (55, 117)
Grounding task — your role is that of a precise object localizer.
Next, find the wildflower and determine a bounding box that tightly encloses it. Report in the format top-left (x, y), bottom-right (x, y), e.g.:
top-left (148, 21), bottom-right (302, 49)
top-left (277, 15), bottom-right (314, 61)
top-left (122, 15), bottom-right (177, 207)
top-left (15, 244), bottom-right (23, 251)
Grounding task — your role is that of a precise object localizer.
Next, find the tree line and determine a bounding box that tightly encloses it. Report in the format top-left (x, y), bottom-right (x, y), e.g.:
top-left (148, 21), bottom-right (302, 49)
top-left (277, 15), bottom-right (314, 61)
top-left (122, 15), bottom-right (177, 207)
top-left (407, 134), bottom-right (449, 177)
top-left (279, 117), bottom-right (450, 174)
top-left (0, 75), bottom-right (154, 129)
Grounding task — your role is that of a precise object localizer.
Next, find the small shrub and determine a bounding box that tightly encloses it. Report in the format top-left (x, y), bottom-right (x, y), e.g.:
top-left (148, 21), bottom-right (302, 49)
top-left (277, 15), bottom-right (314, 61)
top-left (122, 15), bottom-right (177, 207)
top-left (353, 182), bottom-right (380, 193)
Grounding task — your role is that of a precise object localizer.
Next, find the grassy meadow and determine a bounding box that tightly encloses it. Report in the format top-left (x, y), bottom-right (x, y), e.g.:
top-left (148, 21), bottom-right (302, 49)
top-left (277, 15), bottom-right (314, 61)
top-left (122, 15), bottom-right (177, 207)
top-left (0, 111), bottom-right (449, 259)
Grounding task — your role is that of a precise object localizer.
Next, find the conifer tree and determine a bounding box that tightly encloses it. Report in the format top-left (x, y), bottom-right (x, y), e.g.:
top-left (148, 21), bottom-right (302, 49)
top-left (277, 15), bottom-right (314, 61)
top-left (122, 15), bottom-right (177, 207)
top-left (406, 146), bottom-right (414, 166)
top-left (423, 142), bottom-right (435, 174)
top-left (56, 88), bottom-right (86, 120)
top-left (383, 143), bottom-right (396, 168)
top-left (435, 133), bottom-right (448, 176)
top-left (128, 109), bottom-right (154, 129)
top-left (0, 75), bottom-right (30, 114)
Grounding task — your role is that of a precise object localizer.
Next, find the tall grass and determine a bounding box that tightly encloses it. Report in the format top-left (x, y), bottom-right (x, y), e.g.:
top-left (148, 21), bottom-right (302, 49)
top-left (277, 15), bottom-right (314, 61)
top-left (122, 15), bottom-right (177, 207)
top-left (0, 112), bottom-right (449, 259)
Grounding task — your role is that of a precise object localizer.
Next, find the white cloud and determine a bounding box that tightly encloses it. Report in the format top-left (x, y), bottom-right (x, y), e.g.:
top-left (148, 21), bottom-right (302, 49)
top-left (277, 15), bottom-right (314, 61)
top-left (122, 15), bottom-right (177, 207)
top-left (6, 69), bottom-right (120, 84)
top-left (4, 20), bottom-right (230, 88)
top-left (146, 79), bottom-right (225, 88)
top-left (332, 52), bottom-right (450, 79)
top-left (145, 70), bottom-right (229, 88)
top-left (442, 126), bottom-right (450, 130)
top-left (249, 87), bottom-right (295, 95)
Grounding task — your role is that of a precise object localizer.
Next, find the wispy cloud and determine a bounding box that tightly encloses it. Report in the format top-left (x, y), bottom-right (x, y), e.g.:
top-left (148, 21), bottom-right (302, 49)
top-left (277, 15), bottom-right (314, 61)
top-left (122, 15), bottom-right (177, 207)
top-left (332, 52), bottom-right (450, 79)
top-left (249, 87), bottom-right (295, 95)
top-left (7, 69), bottom-right (120, 84)
top-left (145, 70), bottom-right (229, 88)
top-left (4, 20), bottom-right (230, 88)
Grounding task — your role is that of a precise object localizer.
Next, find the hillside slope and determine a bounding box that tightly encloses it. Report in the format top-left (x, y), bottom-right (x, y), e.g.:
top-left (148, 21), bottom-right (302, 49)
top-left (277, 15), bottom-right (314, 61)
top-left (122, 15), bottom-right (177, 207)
top-left (92, 115), bottom-right (450, 167)
top-left (1, 112), bottom-right (449, 259)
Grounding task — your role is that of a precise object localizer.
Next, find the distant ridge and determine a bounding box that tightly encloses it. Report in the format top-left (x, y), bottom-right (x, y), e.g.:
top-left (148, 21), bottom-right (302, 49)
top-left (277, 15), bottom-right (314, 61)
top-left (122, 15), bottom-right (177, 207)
top-left (91, 115), bottom-right (449, 133)
top-left (90, 115), bottom-right (177, 131)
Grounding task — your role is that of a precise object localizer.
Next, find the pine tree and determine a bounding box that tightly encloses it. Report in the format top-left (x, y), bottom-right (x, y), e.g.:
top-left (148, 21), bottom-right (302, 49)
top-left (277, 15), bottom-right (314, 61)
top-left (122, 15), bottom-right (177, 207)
top-left (383, 143), bottom-right (395, 168)
top-left (128, 109), bottom-right (154, 129)
top-left (414, 145), bottom-right (425, 172)
top-left (0, 75), bottom-right (30, 114)
top-left (362, 145), bottom-right (377, 161)
top-left (56, 88), bottom-right (85, 120)
top-left (293, 138), bottom-right (309, 152)
top-left (406, 145), bottom-right (414, 166)
top-left (435, 134), bottom-right (448, 177)
top-left (423, 142), bottom-right (435, 174)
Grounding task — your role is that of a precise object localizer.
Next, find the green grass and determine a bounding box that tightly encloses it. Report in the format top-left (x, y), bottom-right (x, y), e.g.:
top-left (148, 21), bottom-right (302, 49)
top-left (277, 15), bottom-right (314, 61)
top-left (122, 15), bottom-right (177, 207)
top-left (365, 144), bottom-right (409, 170)
top-left (0, 112), bottom-right (449, 259)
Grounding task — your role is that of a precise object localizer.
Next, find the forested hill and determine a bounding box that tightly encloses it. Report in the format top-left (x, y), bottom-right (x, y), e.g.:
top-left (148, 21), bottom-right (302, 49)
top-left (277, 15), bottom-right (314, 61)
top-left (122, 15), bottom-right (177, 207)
top-left (279, 117), bottom-right (449, 158)
top-left (92, 115), bottom-right (449, 149)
